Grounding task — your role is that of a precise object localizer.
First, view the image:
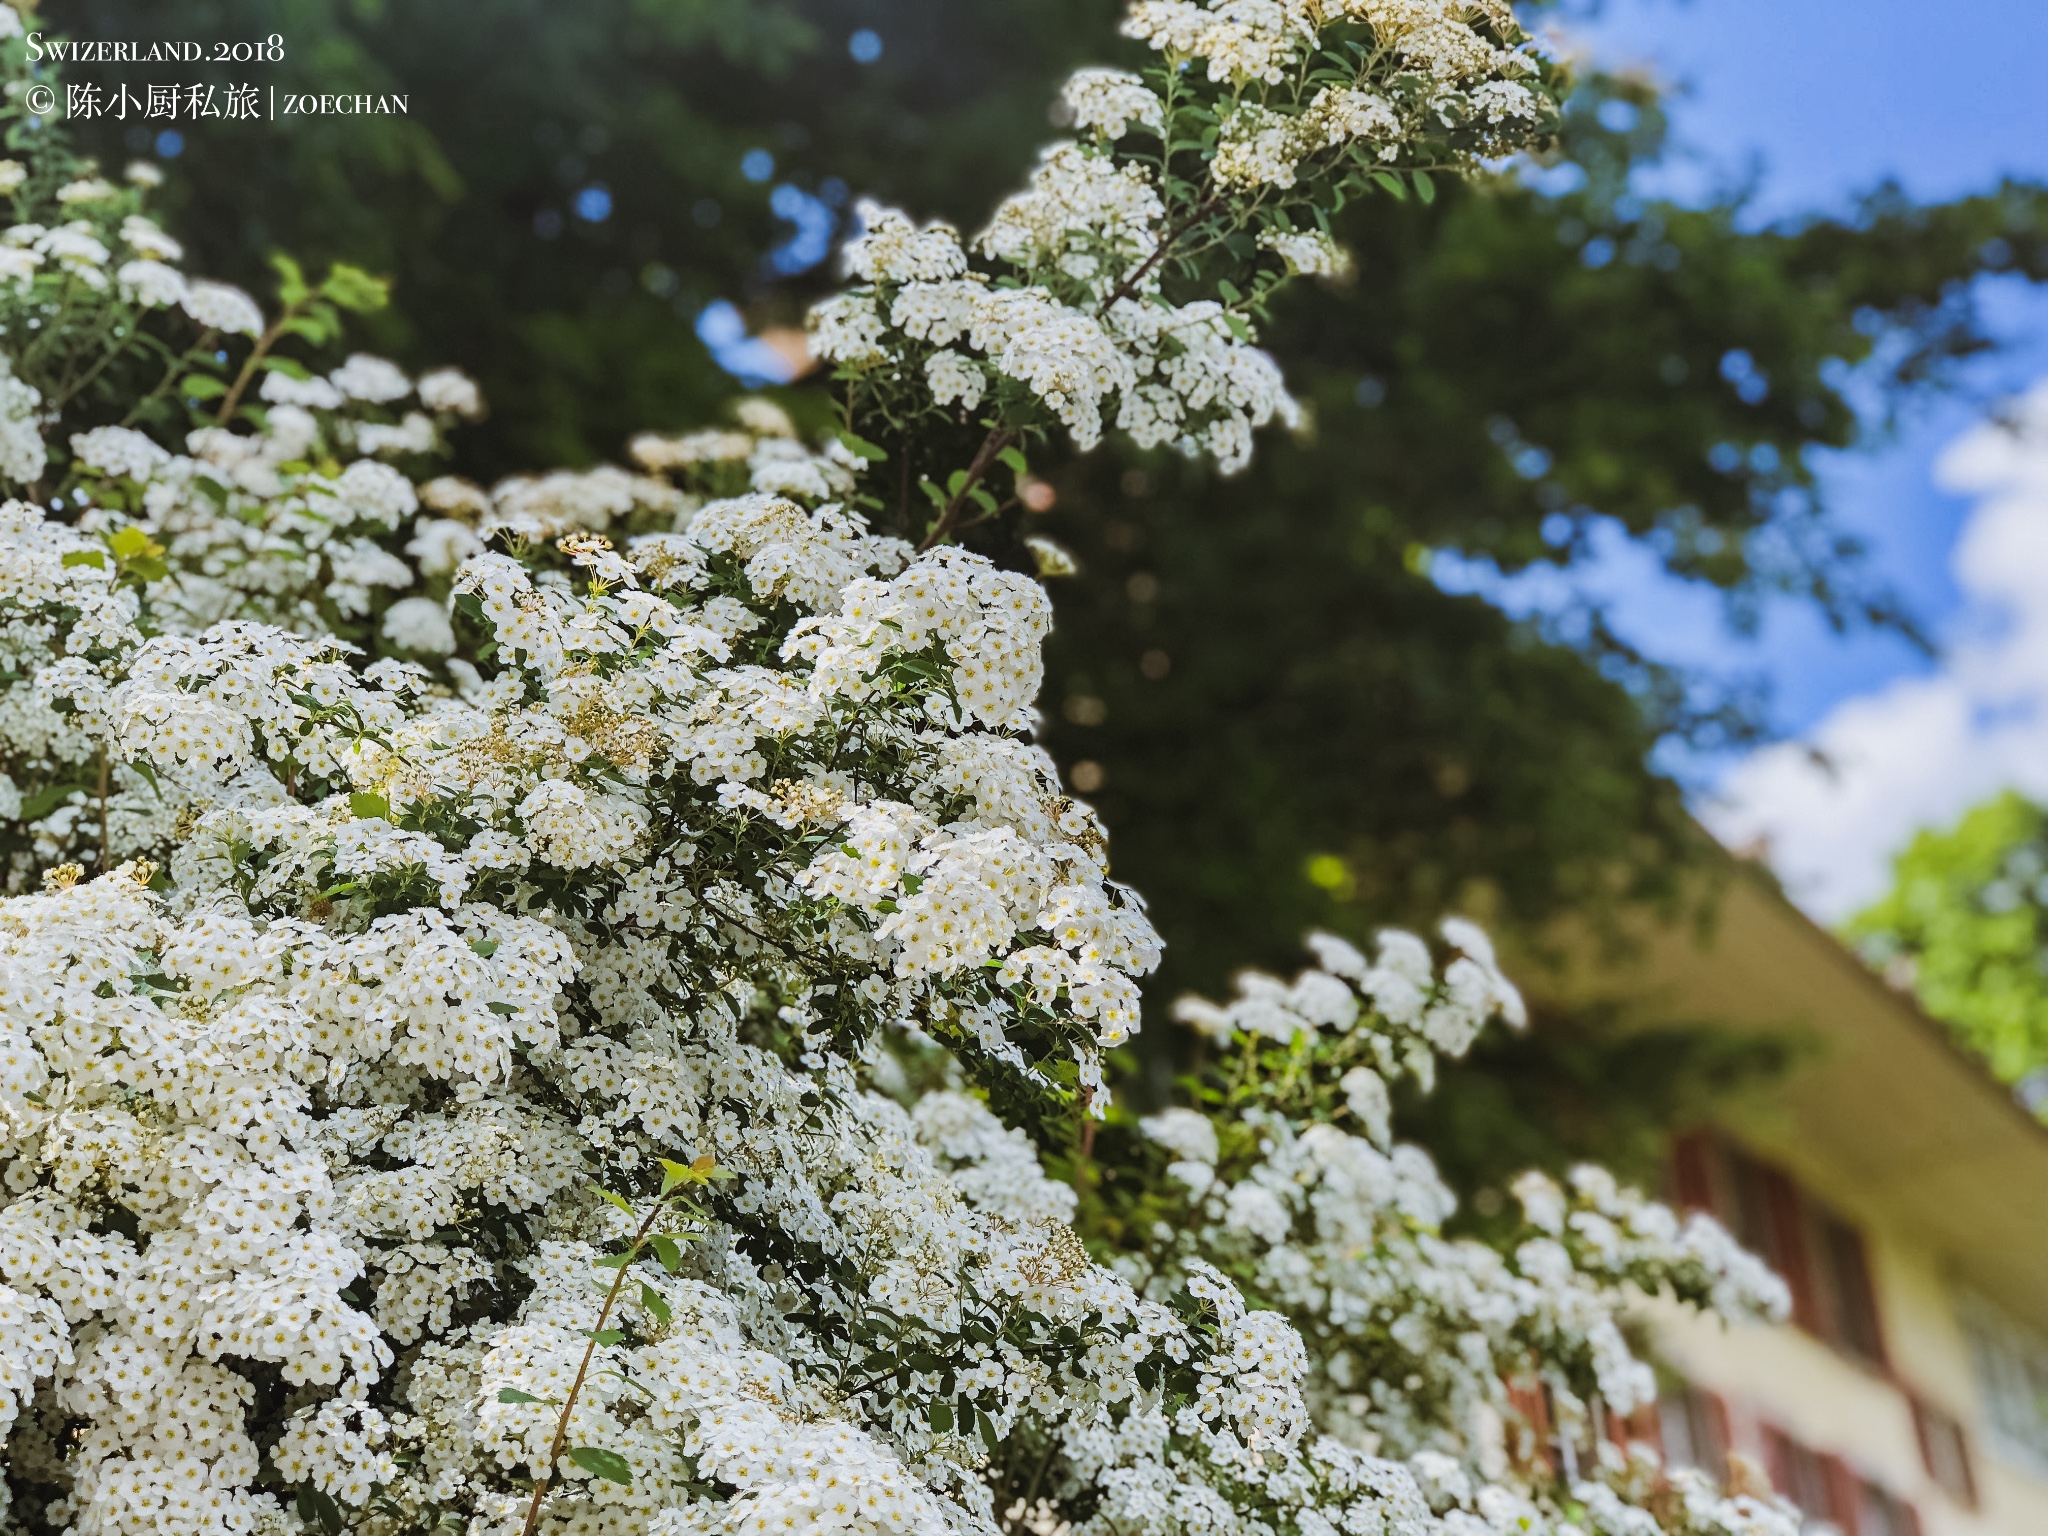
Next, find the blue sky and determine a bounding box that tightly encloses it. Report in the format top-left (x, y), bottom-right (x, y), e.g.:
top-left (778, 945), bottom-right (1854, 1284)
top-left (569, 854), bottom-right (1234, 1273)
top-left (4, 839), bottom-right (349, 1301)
top-left (1483, 0), bottom-right (2048, 744)
top-left (1567, 0), bottom-right (2048, 223)
top-left (1432, 0), bottom-right (2048, 913)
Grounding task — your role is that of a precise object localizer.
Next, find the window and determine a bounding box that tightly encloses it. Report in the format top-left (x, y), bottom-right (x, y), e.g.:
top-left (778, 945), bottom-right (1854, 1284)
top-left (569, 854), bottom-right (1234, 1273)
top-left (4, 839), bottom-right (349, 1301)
top-left (1670, 1131), bottom-right (1887, 1368)
top-left (1808, 1205), bottom-right (1885, 1366)
top-left (1761, 1425), bottom-right (1837, 1530)
top-left (1909, 1395), bottom-right (1976, 1508)
top-left (1857, 1482), bottom-right (1922, 1536)
top-left (1959, 1290), bottom-right (2048, 1474)
top-left (1657, 1382), bottom-right (1728, 1482)
top-left (1761, 1424), bottom-right (1921, 1536)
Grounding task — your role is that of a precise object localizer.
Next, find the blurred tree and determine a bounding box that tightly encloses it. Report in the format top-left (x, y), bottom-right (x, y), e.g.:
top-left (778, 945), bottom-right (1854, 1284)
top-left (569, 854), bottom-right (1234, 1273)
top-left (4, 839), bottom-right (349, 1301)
top-left (1037, 78), bottom-right (2048, 1019)
top-left (1845, 790), bottom-right (2048, 1110)
top-left (49, 0), bottom-right (2048, 1185)
top-left (51, 0), bottom-right (1106, 473)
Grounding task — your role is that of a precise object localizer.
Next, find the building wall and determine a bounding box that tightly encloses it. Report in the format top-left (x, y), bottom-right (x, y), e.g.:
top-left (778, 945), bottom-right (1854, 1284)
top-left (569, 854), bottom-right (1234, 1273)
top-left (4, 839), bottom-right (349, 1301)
top-left (1642, 1146), bottom-right (2048, 1535)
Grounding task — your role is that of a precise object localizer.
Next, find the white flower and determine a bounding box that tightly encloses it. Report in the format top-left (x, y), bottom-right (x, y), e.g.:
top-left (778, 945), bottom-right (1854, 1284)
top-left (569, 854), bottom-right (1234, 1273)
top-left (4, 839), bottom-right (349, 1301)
top-left (116, 257), bottom-right (187, 308)
top-left (734, 397), bottom-right (796, 438)
top-left (357, 412), bottom-right (438, 458)
top-left (0, 244), bottom-right (40, 291)
top-left (416, 367), bottom-right (485, 419)
top-left (381, 596), bottom-right (456, 655)
top-left (183, 279), bottom-right (265, 336)
top-left (261, 370), bottom-right (347, 410)
top-left (843, 201), bottom-right (969, 283)
top-left (1060, 68), bottom-right (1165, 139)
top-left (1340, 1065), bottom-right (1391, 1148)
top-left (1260, 228), bottom-right (1353, 279)
top-left (71, 426), bottom-right (170, 480)
top-left (806, 292), bottom-right (890, 368)
top-left (1141, 1106), bottom-right (1219, 1164)
top-left (925, 348), bottom-right (986, 411)
top-left (122, 214), bottom-right (183, 261)
top-left (630, 428), bottom-right (754, 471)
top-left (56, 177), bottom-right (117, 204)
top-left (330, 353), bottom-right (412, 403)
top-left (0, 357), bottom-right (43, 484)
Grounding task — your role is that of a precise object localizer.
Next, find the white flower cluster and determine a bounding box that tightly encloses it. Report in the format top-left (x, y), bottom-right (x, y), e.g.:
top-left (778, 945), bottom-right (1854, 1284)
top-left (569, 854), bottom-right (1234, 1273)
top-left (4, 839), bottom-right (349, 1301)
top-left (815, 178), bottom-right (1300, 470)
top-left (0, 4), bottom-right (1784, 1535)
top-left (799, 0), bottom-right (1552, 476)
top-left (1134, 935), bottom-right (1799, 1536)
top-left (1122, 0), bottom-right (1546, 144)
top-left (0, 443), bottom-right (1793, 1536)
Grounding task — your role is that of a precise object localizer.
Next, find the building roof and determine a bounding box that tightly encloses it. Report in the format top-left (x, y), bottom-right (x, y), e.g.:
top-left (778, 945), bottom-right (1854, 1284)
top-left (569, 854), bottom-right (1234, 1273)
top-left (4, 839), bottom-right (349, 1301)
top-left (1528, 861), bottom-right (2048, 1338)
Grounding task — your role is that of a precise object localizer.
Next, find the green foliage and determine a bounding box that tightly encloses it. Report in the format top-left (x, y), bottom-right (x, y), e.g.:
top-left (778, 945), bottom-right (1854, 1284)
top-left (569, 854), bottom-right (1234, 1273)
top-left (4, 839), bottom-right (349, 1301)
top-left (1845, 790), bottom-right (2048, 1096)
top-left (1032, 92), bottom-right (2048, 1012)
top-left (60, 0), bottom-right (1112, 474)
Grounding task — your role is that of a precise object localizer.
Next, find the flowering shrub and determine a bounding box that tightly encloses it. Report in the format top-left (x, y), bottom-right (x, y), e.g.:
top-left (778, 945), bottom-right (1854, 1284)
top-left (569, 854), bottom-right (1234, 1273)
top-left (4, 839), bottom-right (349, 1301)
top-left (0, 6), bottom-right (1803, 1536)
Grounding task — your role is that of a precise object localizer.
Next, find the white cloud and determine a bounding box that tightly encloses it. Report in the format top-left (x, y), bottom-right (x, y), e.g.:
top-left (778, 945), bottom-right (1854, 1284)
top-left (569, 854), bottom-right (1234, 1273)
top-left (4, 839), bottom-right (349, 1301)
top-left (1708, 383), bottom-right (2048, 920)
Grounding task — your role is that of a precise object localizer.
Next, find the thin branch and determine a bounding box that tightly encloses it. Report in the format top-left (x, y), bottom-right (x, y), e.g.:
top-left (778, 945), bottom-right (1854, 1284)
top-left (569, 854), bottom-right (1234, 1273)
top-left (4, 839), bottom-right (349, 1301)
top-left (51, 330), bottom-right (130, 413)
top-left (120, 330), bottom-right (216, 428)
top-left (518, 1200), bottom-right (668, 1536)
top-left (215, 310), bottom-right (295, 426)
top-left (915, 427), bottom-right (1018, 553)
top-left (95, 747), bottom-right (110, 871)
top-left (1071, 1113), bottom-right (1098, 1194)
top-left (1097, 195), bottom-right (1221, 316)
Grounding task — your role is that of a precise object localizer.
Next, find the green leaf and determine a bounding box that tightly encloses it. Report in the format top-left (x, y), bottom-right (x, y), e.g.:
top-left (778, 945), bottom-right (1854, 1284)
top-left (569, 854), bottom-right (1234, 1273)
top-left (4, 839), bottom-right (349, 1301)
top-left (321, 261), bottom-right (391, 313)
top-left (836, 430), bottom-right (888, 462)
top-left (487, 1001), bottom-right (518, 1016)
top-left (568, 1446), bottom-right (634, 1486)
top-left (928, 1402), bottom-right (954, 1432)
top-left (978, 1409), bottom-right (1001, 1452)
top-left (270, 251), bottom-right (310, 308)
top-left (496, 1387), bottom-right (546, 1404)
top-left (296, 1485), bottom-right (344, 1535)
top-left (109, 526), bottom-right (166, 564)
top-left (350, 792), bottom-right (390, 821)
top-left (639, 1282), bottom-right (673, 1328)
top-left (651, 1234), bottom-right (685, 1273)
top-left (60, 549), bottom-right (106, 570)
top-left (997, 446), bottom-right (1029, 476)
top-left (1371, 171), bottom-right (1409, 200)
top-left (1216, 278), bottom-right (1242, 304)
top-left (1413, 171), bottom-right (1435, 205)
top-left (20, 782), bottom-right (89, 821)
top-left (583, 1328), bottom-right (625, 1346)
top-left (592, 1184), bottom-right (635, 1215)
top-left (180, 374), bottom-right (228, 400)
top-left (281, 310), bottom-right (340, 346)
top-left (467, 938), bottom-right (500, 958)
